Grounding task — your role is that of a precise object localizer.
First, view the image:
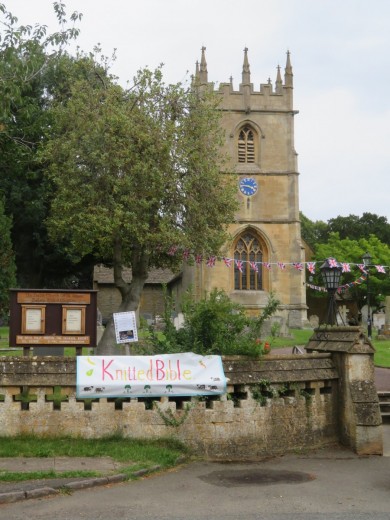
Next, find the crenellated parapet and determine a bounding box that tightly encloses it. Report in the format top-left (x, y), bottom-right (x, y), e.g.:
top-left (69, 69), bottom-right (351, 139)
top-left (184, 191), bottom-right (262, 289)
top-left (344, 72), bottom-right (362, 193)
top-left (193, 47), bottom-right (294, 113)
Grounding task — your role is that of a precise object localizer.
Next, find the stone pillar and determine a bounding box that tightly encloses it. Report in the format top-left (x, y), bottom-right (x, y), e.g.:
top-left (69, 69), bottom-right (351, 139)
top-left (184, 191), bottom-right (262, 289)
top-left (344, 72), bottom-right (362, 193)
top-left (306, 326), bottom-right (383, 455)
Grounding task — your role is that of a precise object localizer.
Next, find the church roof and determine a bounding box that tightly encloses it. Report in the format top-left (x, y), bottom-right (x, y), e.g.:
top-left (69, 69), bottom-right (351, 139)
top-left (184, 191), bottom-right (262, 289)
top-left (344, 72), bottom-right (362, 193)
top-left (93, 265), bottom-right (178, 285)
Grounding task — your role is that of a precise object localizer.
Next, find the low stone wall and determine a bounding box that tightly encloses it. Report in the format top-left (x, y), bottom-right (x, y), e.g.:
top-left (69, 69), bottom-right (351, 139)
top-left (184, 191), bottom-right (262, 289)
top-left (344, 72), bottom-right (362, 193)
top-left (0, 328), bottom-right (383, 459)
top-left (0, 353), bottom-right (340, 459)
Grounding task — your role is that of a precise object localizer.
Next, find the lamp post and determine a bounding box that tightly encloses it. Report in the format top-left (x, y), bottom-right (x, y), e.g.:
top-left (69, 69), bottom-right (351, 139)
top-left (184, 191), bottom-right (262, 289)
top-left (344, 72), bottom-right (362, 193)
top-left (320, 258), bottom-right (343, 325)
top-left (362, 251), bottom-right (372, 339)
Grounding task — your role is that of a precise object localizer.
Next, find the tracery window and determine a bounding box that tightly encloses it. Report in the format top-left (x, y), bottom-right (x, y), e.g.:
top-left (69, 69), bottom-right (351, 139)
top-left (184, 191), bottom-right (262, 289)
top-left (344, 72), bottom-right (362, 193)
top-left (238, 125), bottom-right (255, 163)
top-left (234, 232), bottom-right (263, 290)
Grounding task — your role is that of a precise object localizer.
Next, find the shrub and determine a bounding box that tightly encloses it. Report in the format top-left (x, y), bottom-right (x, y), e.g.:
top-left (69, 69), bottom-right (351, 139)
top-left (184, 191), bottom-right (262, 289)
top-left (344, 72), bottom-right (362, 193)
top-left (149, 287), bottom-right (280, 357)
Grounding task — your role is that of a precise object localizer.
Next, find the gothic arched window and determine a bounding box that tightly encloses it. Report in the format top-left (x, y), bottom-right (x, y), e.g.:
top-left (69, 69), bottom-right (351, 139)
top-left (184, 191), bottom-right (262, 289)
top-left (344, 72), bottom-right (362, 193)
top-left (234, 232), bottom-right (263, 290)
top-left (238, 125), bottom-right (255, 163)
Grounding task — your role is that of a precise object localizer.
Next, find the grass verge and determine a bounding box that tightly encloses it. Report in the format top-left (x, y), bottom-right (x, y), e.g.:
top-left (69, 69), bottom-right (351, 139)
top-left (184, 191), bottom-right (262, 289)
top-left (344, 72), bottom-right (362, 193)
top-left (373, 340), bottom-right (390, 368)
top-left (0, 435), bottom-right (189, 482)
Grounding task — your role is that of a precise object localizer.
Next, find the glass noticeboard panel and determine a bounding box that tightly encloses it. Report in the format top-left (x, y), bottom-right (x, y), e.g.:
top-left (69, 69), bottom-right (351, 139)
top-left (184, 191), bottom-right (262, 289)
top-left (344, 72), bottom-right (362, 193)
top-left (21, 305), bottom-right (46, 334)
top-left (62, 306), bottom-right (86, 335)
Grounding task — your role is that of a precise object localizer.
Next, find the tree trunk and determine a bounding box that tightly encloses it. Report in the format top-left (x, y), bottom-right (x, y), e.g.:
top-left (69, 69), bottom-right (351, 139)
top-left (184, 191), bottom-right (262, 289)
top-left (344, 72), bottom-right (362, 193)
top-left (95, 245), bottom-right (149, 355)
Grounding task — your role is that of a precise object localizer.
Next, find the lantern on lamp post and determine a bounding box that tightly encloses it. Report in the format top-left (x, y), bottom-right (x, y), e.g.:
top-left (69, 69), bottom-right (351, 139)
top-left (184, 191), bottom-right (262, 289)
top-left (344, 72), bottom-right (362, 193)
top-left (320, 258), bottom-right (343, 325)
top-left (362, 251), bottom-right (372, 339)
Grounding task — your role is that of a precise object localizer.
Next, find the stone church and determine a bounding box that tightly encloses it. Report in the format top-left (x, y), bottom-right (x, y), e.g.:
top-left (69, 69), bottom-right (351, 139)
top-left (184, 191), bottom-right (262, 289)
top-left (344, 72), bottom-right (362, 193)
top-left (94, 48), bottom-right (308, 328)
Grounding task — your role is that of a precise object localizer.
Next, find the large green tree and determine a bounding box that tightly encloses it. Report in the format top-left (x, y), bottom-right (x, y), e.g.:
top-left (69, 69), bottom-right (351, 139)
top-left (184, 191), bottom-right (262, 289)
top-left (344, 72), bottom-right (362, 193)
top-left (41, 67), bottom-right (238, 353)
top-left (300, 211), bottom-right (390, 251)
top-left (327, 213), bottom-right (390, 244)
top-left (0, 2), bottom-right (95, 287)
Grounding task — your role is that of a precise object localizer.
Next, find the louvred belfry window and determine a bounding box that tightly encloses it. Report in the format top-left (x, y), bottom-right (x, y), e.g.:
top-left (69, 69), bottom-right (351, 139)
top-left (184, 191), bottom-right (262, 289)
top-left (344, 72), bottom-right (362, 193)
top-left (234, 232), bottom-right (263, 290)
top-left (238, 126), bottom-right (255, 163)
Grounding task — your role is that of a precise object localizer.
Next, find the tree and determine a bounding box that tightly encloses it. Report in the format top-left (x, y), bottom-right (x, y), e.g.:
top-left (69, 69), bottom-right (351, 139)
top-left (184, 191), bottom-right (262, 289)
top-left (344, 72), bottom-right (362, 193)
top-left (0, 1), bottom-right (82, 130)
top-left (327, 213), bottom-right (390, 244)
top-left (301, 212), bottom-right (390, 251)
top-left (313, 233), bottom-right (390, 313)
top-left (0, 196), bottom-right (16, 321)
top-left (41, 67), bottom-right (238, 354)
top-left (0, 2), bottom-right (107, 287)
top-left (300, 212), bottom-right (328, 250)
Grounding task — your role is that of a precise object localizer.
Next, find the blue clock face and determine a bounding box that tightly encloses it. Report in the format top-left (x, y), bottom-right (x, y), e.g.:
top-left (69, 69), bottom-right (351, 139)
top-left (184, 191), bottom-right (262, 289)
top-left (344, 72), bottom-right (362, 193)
top-left (239, 177), bottom-right (258, 196)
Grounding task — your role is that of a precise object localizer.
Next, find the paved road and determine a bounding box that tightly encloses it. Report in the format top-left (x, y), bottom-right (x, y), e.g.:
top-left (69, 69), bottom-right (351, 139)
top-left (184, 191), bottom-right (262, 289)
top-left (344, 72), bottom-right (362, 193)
top-left (375, 366), bottom-right (390, 391)
top-left (2, 444), bottom-right (389, 520)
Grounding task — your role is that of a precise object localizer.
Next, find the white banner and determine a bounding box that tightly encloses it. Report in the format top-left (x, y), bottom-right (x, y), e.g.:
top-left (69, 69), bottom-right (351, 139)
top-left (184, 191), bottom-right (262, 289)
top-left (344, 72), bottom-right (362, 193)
top-left (76, 353), bottom-right (226, 398)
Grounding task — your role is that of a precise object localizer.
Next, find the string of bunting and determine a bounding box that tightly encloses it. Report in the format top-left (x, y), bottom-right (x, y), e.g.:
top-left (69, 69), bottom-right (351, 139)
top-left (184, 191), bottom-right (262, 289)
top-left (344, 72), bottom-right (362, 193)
top-left (306, 273), bottom-right (368, 293)
top-left (167, 246), bottom-right (389, 275)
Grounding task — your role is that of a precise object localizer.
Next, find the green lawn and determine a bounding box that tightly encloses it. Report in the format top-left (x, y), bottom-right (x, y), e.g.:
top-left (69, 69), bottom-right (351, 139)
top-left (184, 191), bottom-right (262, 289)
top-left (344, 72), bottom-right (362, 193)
top-left (373, 340), bottom-right (390, 368)
top-left (268, 329), bottom-right (313, 349)
top-left (0, 327), bottom-right (10, 350)
top-left (0, 435), bottom-right (188, 482)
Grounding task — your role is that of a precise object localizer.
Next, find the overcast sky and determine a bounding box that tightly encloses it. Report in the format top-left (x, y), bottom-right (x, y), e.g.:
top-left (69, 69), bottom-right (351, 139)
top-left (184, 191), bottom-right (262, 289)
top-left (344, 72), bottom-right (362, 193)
top-left (7, 0), bottom-right (390, 223)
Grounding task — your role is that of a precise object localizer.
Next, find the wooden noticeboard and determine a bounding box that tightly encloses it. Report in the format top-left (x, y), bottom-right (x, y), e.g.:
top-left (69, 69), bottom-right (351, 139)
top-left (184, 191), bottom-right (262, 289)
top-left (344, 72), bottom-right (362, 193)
top-left (9, 289), bottom-right (97, 355)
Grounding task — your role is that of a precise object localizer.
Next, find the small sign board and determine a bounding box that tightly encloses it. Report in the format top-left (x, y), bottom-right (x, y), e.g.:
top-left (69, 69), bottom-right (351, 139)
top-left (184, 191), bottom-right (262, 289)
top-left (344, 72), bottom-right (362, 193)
top-left (9, 289), bottom-right (97, 352)
top-left (113, 311), bottom-right (138, 344)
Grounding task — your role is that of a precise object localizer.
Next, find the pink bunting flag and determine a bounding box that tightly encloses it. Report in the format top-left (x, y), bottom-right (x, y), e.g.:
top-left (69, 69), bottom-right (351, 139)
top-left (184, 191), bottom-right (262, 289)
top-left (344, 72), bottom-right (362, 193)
top-left (168, 246), bottom-right (178, 256)
top-left (223, 257), bottom-right (233, 268)
top-left (249, 261), bottom-right (258, 272)
top-left (293, 262), bottom-right (303, 271)
top-left (307, 262), bottom-right (316, 274)
top-left (195, 254), bottom-right (203, 265)
top-left (328, 258), bottom-right (339, 268)
top-left (182, 249), bottom-right (190, 261)
top-left (375, 265), bottom-right (386, 273)
top-left (235, 260), bottom-right (243, 273)
top-left (341, 263), bottom-right (351, 273)
top-left (263, 262), bottom-right (271, 270)
top-left (277, 262), bottom-right (286, 270)
top-left (357, 264), bottom-right (367, 273)
top-left (206, 256), bottom-right (216, 267)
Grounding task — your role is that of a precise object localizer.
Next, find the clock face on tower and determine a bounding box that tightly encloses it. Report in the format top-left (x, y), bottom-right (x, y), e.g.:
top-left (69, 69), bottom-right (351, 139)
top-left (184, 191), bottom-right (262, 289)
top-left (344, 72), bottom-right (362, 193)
top-left (239, 177), bottom-right (258, 196)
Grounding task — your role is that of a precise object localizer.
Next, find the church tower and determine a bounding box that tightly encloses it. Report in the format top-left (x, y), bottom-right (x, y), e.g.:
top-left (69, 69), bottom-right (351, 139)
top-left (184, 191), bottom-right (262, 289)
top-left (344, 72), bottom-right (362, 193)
top-left (180, 48), bottom-right (307, 328)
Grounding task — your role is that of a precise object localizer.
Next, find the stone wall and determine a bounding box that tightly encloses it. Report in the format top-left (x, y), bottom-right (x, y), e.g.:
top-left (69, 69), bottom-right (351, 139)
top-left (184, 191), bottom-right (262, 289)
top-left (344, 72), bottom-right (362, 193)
top-left (0, 329), bottom-right (383, 459)
top-left (0, 353), bottom-right (339, 459)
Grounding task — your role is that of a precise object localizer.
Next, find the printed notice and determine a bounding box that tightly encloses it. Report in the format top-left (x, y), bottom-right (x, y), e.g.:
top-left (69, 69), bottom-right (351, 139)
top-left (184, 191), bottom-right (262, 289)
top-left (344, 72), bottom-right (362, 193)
top-left (62, 306), bottom-right (85, 334)
top-left (65, 308), bottom-right (82, 332)
top-left (21, 305), bottom-right (45, 334)
top-left (25, 308), bottom-right (42, 332)
top-left (113, 311), bottom-right (138, 344)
